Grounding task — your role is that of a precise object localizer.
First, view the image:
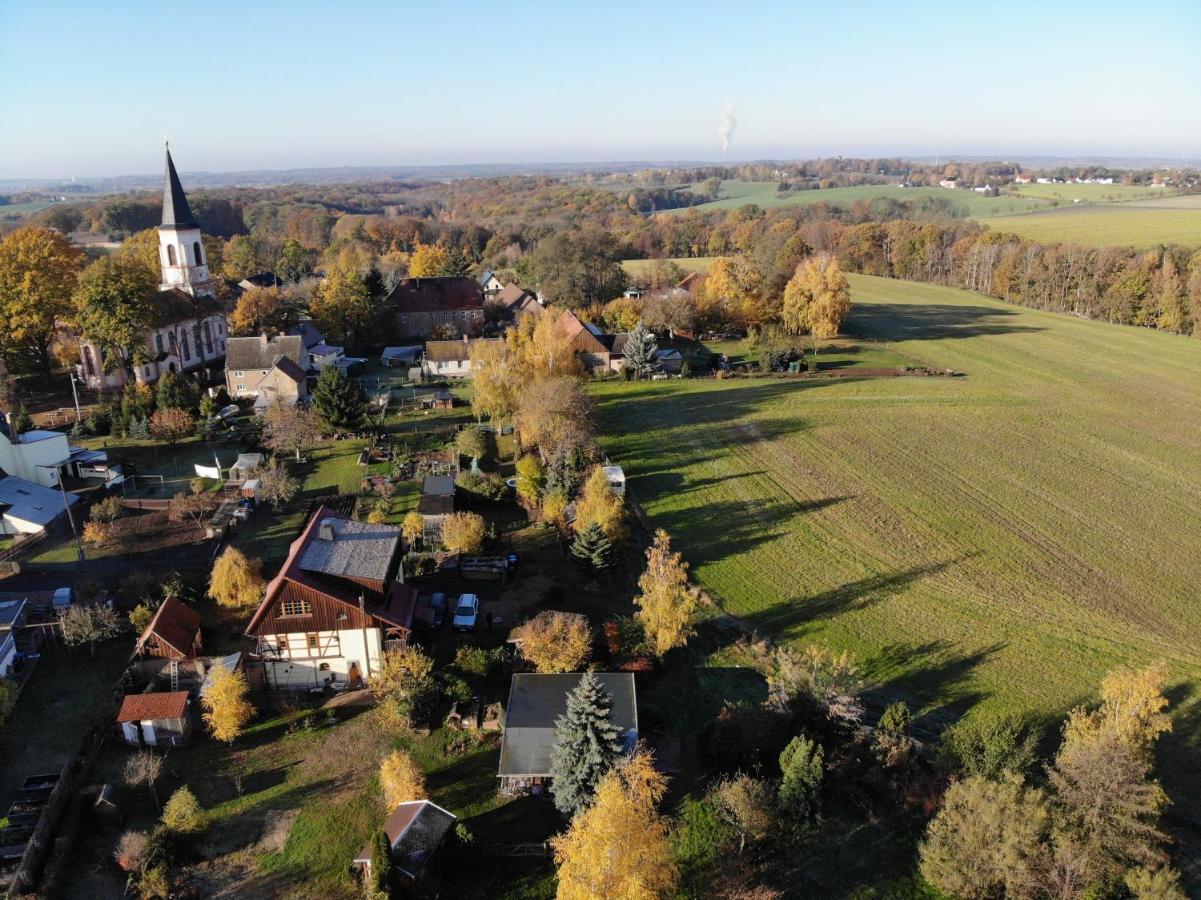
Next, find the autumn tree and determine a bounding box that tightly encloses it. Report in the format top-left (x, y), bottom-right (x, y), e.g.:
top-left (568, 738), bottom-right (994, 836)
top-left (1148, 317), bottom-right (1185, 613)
top-left (602, 297), bottom-right (644, 333)
top-left (228, 285), bottom-right (296, 336)
top-left (60, 601), bottom-right (121, 657)
top-left (514, 454), bottom-right (544, 505)
top-left (781, 254), bottom-right (851, 355)
top-left (552, 748), bottom-right (677, 899)
top-left (1060, 661), bottom-right (1172, 760)
top-left (408, 242), bottom-right (451, 277)
top-left (523, 228), bottom-right (628, 309)
top-left (469, 338), bottom-right (518, 421)
top-left (440, 511), bottom-right (486, 555)
top-left (262, 402), bottom-right (322, 460)
top-left (767, 644), bottom-right (865, 726)
top-left (634, 529), bottom-right (698, 657)
top-left (573, 466), bottom-right (625, 542)
top-left (379, 750), bottom-right (428, 807)
top-left (73, 254), bottom-right (158, 376)
top-left (201, 665), bottom-right (255, 742)
top-left (124, 751), bottom-right (165, 810)
top-left (276, 238), bottom-right (314, 283)
top-left (254, 462), bottom-right (299, 510)
top-left (161, 787), bottom-right (204, 834)
top-left (456, 426), bottom-right (488, 469)
top-left (401, 510), bottom-right (424, 547)
top-left (0, 227), bottom-right (84, 380)
top-left (514, 376), bottom-right (594, 458)
top-left (149, 407), bottom-right (195, 445)
top-left (312, 366), bottom-right (366, 433)
top-left (512, 611), bottom-right (592, 674)
top-left (208, 547), bottom-right (266, 608)
top-left (1156, 255), bottom-right (1187, 334)
top-left (373, 646), bottom-right (438, 727)
top-left (507, 308), bottom-right (583, 381)
top-left (700, 255), bottom-right (767, 329)
top-left (919, 775), bottom-right (1050, 899)
top-left (712, 773), bottom-right (775, 854)
top-left (310, 263), bottom-right (372, 344)
top-left (221, 234), bottom-right (259, 281)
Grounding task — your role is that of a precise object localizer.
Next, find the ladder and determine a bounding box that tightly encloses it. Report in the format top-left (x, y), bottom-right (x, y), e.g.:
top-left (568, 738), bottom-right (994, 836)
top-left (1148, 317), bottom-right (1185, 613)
top-left (169, 660), bottom-right (179, 691)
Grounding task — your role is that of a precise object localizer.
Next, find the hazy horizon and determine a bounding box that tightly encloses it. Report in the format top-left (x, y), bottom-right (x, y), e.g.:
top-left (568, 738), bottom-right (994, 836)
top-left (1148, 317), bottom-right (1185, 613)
top-left (2, 0), bottom-right (1199, 181)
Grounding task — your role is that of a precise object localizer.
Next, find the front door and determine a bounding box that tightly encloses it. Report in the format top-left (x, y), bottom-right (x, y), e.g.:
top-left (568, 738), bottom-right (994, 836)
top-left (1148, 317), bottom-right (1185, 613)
top-left (141, 720), bottom-right (157, 746)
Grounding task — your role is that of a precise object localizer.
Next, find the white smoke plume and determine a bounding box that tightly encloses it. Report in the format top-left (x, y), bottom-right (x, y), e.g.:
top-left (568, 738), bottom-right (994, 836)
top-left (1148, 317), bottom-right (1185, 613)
top-left (718, 104), bottom-right (738, 155)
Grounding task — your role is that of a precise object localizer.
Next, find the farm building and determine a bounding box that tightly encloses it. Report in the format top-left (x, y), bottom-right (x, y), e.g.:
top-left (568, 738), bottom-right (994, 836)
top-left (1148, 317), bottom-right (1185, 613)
top-left (244, 506), bottom-right (418, 689)
top-left (353, 800), bottom-right (457, 890)
top-left (131, 595), bottom-right (202, 661)
top-left (498, 672), bottom-right (638, 793)
top-left (380, 346), bottom-right (421, 368)
top-left (493, 284), bottom-right (543, 320)
top-left (116, 690), bottom-right (192, 747)
top-left (557, 310), bottom-right (626, 374)
top-left (386, 276), bottom-right (485, 339)
top-left (479, 270), bottom-right (504, 296)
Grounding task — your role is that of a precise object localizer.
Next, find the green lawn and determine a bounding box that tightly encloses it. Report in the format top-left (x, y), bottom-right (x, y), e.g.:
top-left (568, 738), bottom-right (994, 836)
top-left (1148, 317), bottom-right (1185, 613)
top-left (622, 256), bottom-right (718, 278)
top-left (1009, 182), bottom-right (1171, 204)
top-left (986, 205), bottom-right (1201, 248)
top-left (592, 274), bottom-right (1201, 850)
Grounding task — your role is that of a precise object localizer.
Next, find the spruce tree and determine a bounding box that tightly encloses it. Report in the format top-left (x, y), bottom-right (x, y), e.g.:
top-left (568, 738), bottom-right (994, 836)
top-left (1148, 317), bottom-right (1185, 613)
top-left (571, 522), bottom-right (613, 572)
top-left (778, 734), bottom-right (824, 822)
top-left (368, 828), bottom-right (392, 895)
top-left (622, 321), bottom-right (659, 379)
top-left (548, 671), bottom-right (625, 816)
top-left (312, 366), bottom-right (365, 433)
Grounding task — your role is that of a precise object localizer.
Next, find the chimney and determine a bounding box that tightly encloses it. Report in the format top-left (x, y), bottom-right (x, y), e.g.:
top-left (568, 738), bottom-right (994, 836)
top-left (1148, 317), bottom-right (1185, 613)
top-left (318, 519), bottom-right (336, 541)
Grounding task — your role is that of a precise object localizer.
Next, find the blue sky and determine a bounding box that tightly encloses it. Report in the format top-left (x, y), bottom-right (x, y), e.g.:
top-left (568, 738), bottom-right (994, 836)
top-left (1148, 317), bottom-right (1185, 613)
top-left (2, 0), bottom-right (1199, 178)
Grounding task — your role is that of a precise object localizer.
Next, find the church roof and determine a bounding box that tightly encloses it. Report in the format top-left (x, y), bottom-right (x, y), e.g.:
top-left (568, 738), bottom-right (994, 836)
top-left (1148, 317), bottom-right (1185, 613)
top-left (161, 147), bottom-right (198, 230)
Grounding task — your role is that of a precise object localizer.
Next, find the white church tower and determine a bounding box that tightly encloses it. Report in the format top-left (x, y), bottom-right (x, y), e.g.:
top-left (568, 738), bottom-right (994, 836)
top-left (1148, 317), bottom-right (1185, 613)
top-left (157, 145), bottom-right (214, 297)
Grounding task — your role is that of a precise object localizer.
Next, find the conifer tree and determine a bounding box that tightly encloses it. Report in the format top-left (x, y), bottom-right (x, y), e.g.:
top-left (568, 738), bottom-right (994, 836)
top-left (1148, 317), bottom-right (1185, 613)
top-left (548, 671), bottom-right (625, 816)
top-left (778, 734), bottom-right (824, 821)
top-left (312, 366), bottom-right (366, 433)
top-left (368, 828), bottom-right (392, 897)
top-left (622, 320), bottom-right (659, 379)
top-left (571, 522), bottom-right (613, 572)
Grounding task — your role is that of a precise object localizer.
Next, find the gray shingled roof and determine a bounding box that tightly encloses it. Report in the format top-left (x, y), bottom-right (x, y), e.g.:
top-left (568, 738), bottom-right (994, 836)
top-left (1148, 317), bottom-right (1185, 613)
top-left (298, 517), bottom-right (400, 582)
top-left (498, 673), bottom-right (638, 777)
top-left (161, 148), bottom-right (197, 229)
top-left (354, 800), bottom-right (457, 878)
top-left (226, 335), bottom-right (305, 371)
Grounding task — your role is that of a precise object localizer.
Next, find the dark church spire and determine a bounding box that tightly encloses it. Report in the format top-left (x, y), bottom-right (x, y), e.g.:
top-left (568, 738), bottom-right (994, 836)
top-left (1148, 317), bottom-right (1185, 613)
top-left (161, 144), bottom-right (197, 229)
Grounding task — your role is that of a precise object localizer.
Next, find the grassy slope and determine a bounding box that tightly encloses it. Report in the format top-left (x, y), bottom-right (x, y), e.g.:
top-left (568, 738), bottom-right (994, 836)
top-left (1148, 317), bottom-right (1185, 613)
top-left (593, 274), bottom-right (1201, 836)
top-left (622, 256), bottom-right (717, 278)
top-left (986, 205), bottom-right (1201, 248)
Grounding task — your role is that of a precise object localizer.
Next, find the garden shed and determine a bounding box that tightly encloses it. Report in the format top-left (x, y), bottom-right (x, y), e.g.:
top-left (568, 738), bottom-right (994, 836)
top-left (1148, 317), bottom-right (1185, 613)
top-left (115, 690), bottom-right (192, 747)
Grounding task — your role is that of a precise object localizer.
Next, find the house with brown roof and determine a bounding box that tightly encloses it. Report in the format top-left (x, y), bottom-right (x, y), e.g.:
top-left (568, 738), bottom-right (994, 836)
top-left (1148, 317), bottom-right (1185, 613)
top-left (79, 146), bottom-right (229, 392)
top-left (225, 333), bottom-right (311, 408)
top-left (421, 337), bottom-right (503, 378)
top-left (131, 596), bottom-right (202, 661)
top-left (244, 506), bottom-right (417, 690)
top-left (558, 310), bottom-right (626, 374)
top-left (386, 276), bottom-right (485, 339)
top-left (116, 690), bottom-right (192, 747)
top-left (492, 284), bottom-right (543, 321)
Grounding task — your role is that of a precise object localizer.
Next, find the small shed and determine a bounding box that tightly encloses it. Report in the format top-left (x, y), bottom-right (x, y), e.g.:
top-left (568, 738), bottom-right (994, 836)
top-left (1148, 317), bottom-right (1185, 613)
top-left (602, 465), bottom-right (625, 497)
top-left (353, 800), bottom-right (457, 887)
top-left (381, 346), bottom-right (421, 368)
top-left (116, 691), bottom-right (192, 747)
top-left (229, 453), bottom-right (264, 483)
top-left (130, 596), bottom-right (202, 661)
top-left (433, 389), bottom-right (454, 410)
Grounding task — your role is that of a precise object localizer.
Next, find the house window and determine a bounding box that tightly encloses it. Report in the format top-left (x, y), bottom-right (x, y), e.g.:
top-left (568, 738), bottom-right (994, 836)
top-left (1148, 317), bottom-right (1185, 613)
top-left (280, 598), bottom-right (312, 617)
top-left (235, 384), bottom-right (245, 391)
top-left (202, 322), bottom-right (212, 353)
top-left (168, 332), bottom-right (178, 356)
top-left (235, 370), bottom-right (243, 377)
top-left (275, 635), bottom-right (289, 653)
top-left (306, 633), bottom-right (319, 653)
top-left (155, 334), bottom-right (164, 353)
top-left (194, 241), bottom-right (204, 266)
top-left (400, 316), bottom-right (407, 324)
top-left (181, 333), bottom-right (191, 361)
top-left (167, 245), bottom-right (177, 266)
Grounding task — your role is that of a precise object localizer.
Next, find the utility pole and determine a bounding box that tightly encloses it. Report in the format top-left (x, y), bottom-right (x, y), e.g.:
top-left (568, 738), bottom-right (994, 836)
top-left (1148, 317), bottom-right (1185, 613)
top-left (41, 464), bottom-right (83, 563)
top-left (69, 370), bottom-right (82, 422)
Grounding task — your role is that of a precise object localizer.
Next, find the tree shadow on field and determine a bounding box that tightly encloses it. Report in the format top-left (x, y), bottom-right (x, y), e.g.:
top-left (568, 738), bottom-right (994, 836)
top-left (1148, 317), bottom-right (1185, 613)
top-left (863, 639), bottom-right (1007, 740)
top-left (642, 498), bottom-right (791, 569)
top-left (847, 301), bottom-right (1045, 342)
top-left (1156, 681), bottom-right (1201, 890)
top-left (742, 558), bottom-right (961, 639)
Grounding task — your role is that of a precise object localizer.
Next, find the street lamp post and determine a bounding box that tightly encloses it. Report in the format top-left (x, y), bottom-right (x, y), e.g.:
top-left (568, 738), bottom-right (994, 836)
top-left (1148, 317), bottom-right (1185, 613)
top-left (68, 371), bottom-right (82, 422)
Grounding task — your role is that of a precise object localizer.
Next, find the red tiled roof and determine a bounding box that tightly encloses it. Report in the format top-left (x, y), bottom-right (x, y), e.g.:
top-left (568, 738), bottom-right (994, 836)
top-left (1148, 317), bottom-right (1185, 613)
top-left (133, 595), bottom-right (201, 659)
top-left (116, 690), bottom-right (189, 722)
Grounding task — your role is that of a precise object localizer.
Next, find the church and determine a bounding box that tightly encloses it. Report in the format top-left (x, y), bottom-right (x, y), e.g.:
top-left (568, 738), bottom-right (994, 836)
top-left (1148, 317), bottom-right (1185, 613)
top-left (79, 146), bottom-right (230, 392)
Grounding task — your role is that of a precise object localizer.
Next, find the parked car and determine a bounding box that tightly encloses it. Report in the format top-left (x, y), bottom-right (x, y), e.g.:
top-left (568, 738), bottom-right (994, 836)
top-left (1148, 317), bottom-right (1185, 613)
top-left (52, 587), bottom-right (72, 612)
top-left (427, 592), bottom-right (447, 628)
top-left (452, 593), bottom-right (480, 631)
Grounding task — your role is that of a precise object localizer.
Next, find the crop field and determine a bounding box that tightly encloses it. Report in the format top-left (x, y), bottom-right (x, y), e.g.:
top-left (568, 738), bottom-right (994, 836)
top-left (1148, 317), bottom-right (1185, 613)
top-left (986, 205), bottom-right (1201, 248)
top-left (593, 274), bottom-right (1201, 845)
top-left (621, 256), bottom-right (717, 278)
top-left (1009, 182), bottom-right (1168, 204)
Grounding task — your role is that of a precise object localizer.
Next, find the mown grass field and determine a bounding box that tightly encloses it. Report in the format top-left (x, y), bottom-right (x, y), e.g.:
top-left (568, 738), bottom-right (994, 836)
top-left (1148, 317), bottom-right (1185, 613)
top-left (668, 180), bottom-right (1053, 217)
top-left (593, 274), bottom-right (1201, 854)
top-left (987, 205), bottom-right (1201, 248)
top-left (1009, 182), bottom-right (1168, 204)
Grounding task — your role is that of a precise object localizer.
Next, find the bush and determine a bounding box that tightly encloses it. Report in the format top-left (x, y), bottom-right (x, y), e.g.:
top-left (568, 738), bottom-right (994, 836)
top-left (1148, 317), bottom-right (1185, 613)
top-left (455, 470), bottom-right (508, 502)
top-left (89, 495), bottom-right (124, 524)
top-left (114, 829), bottom-right (150, 873)
top-left (453, 644), bottom-right (504, 678)
top-left (940, 712), bottom-right (1039, 779)
top-left (160, 787), bottom-right (203, 834)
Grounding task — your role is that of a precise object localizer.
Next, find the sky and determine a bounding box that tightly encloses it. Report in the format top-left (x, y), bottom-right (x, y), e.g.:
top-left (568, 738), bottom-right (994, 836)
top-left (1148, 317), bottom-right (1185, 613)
top-left (2, 0), bottom-right (1200, 179)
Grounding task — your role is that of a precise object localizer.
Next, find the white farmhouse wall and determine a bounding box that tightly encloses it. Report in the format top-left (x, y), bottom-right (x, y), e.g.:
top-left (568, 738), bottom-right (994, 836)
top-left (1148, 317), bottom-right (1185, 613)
top-left (262, 627), bottom-right (385, 689)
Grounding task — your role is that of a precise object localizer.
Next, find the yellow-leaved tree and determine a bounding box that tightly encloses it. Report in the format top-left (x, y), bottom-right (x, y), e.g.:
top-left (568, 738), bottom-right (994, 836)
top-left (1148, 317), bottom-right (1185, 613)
top-left (208, 547), bottom-right (266, 609)
top-left (401, 511), bottom-right (424, 547)
top-left (440, 511), bottom-right (486, 555)
top-left (1062, 661), bottom-right (1172, 760)
top-left (0, 227), bottom-right (84, 382)
top-left (552, 748), bottom-right (677, 900)
top-left (379, 749), bottom-right (427, 807)
top-left (574, 466), bottom-right (625, 542)
top-left (512, 611), bottom-right (591, 673)
top-left (781, 254), bottom-right (851, 354)
top-left (507, 308), bottom-right (582, 381)
top-left (634, 529), bottom-right (698, 657)
top-left (408, 242), bottom-right (450, 277)
top-left (201, 665), bottom-right (255, 743)
top-left (699, 255), bottom-right (768, 330)
top-left (469, 338), bottom-right (518, 422)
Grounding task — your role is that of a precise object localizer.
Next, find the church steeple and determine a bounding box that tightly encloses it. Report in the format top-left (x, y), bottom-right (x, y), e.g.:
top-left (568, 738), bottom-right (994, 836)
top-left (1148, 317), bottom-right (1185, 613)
top-left (161, 146), bottom-right (198, 229)
top-left (156, 143), bottom-right (212, 297)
